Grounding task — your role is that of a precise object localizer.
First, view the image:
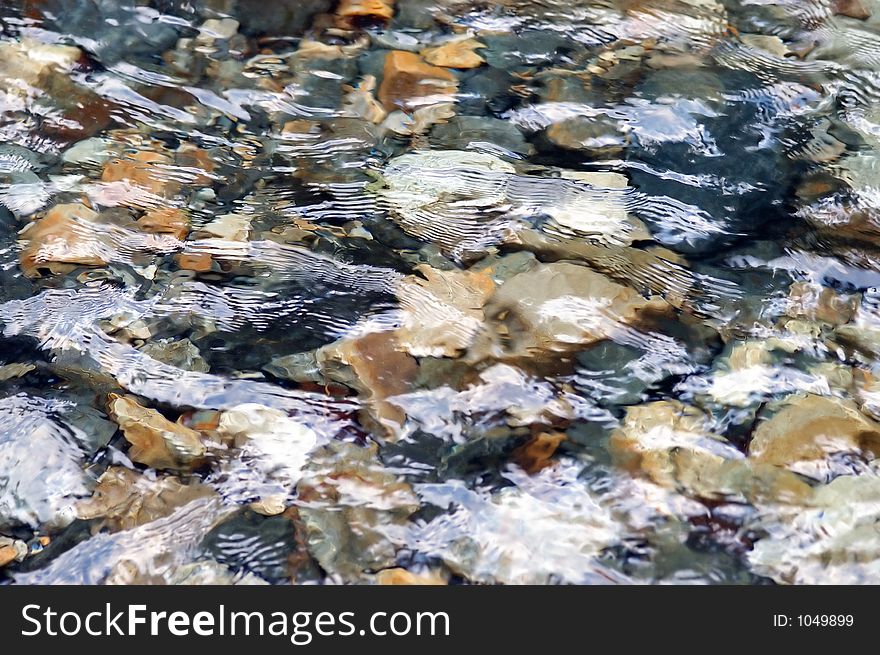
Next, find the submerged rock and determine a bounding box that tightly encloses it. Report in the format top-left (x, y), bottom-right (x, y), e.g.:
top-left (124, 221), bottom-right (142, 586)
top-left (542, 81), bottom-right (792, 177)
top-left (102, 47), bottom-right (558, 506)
top-left (511, 432), bottom-right (566, 474)
top-left (201, 507), bottom-right (307, 583)
top-left (337, 0), bottom-right (395, 20)
top-left (16, 497), bottom-right (233, 584)
top-left (75, 467), bottom-right (215, 533)
top-left (167, 560), bottom-right (269, 585)
top-left (216, 404), bottom-right (319, 510)
top-left (342, 75), bottom-right (388, 124)
top-left (704, 341), bottom-right (778, 408)
top-left (376, 150), bottom-right (650, 257)
top-left (19, 202), bottom-right (180, 278)
top-left (749, 394), bottom-right (880, 479)
top-left (0, 536), bottom-right (28, 567)
top-left (749, 474), bottom-right (880, 584)
top-left (610, 400), bottom-right (812, 504)
top-left (411, 463), bottom-right (623, 584)
top-left (101, 147), bottom-right (178, 200)
top-left (395, 264), bottom-right (496, 357)
top-left (378, 51), bottom-right (458, 110)
top-left (138, 338), bottom-right (210, 373)
top-left (0, 394), bottom-right (111, 529)
top-left (429, 116), bottom-right (534, 156)
top-left (786, 282), bottom-right (859, 326)
top-left (422, 38), bottom-right (486, 69)
top-left (107, 394), bottom-right (207, 471)
top-left (316, 330), bottom-right (418, 427)
top-left (137, 208), bottom-right (191, 241)
top-left (236, 0), bottom-right (333, 36)
top-left (19, 203), bottom-right (105, 277)
top-left (374, 567), bottom-right (447, 585)
top-left (298, 442), bottom-right (418, 579)
top-left (482, 261), bottom-right (667, 356)
top-left (0, 363), bottom-right (35, 381)
top-left (0, 37), bottom-right (113, 142)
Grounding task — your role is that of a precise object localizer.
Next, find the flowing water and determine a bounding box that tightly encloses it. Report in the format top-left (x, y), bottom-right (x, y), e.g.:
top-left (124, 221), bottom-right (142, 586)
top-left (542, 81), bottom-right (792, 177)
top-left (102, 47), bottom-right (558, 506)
top-left (2, 0), bottom-right (880, 585)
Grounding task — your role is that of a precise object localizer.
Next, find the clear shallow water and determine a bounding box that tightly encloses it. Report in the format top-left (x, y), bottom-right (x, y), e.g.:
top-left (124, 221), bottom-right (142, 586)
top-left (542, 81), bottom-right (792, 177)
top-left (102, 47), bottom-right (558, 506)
top-left (1, 0), bottom-right (880, 584)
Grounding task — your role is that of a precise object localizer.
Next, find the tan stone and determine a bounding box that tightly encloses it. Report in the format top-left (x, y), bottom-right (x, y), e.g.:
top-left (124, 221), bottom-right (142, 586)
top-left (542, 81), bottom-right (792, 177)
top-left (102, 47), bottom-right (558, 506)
top-left (740, 34), bottom-right (790, 57)
top-left (175, 144), bottom-right (216, 186)
top-left (318, 331), bottom-right (418, 426)
top-left (422, 38), bottom-right (486, 69)
top-left (0, 363), bottom-right (36, 381)
top-left (75, 466), bottom-right (214, 532)
top-left (101, 149), bottom-right (176, 197)
top-left (378, 51), bottom-right (457, 111)
top-left (610, 400), bottom-right (715, 486)
top-left (382, 102), bottom-right (456, 135)
top-left (511, 231), bottom-right (694, 308)
top-left (319, 331), bottom-right (416, 399)
top-left (832, 0), bottom-right (871, 20)
top-left (250, 496), bottom-right (287, 516)
top-left (137, 208), bottom-right (190, 241)
top-left (484, 262), bottom-right (666, 355)
top-left (545, 117), bottom-right (626, 153)
top-left (0, 37), bottom-right (81, 87)
top-left (0, 546), bottom-right (16, 568)
top-left (197, 213), bottom-right (251, 241)
top-left (107, 394), bottom-right (207, 470)
top-left (0, 39), bottom-right (112, 141)
top-left (787, 281), bottom-right (858, 326)
top-left (726, 341), bottom-right (774, 369)
top-left (395, 265), bottom-right (496, 357)
top-left (610, 400), bottom-right (812, 504)
top-left (19, 203), bottom-right (105, 277)
top-left (749, 393), bottom-right (880, 468)
top-left (342, 75), bottom-right (387, 124)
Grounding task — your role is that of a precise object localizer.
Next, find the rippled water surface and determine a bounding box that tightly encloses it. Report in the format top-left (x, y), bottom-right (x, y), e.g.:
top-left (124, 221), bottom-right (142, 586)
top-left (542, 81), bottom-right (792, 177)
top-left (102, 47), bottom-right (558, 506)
top-left (3, 0), bottom-right (880, 585)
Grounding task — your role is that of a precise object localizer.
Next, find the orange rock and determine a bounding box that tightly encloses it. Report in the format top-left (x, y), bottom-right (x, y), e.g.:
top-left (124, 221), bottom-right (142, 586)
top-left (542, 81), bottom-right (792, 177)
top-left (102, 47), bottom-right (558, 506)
top-left (102, 149), bottom-right (176, 197)
top-left (176, 252), bottom-right (214, 272)
top-left (337, 0), bottom-right (394, 19)
top-left (178, 410), bottom-right (222, 432)
top-left (375, 568), bottom-right (447, 585)
top-left (282, 119), bottom-right (321, 135)
top-left (378, 51), bottom-right (457, 111)
top-left (176, 144), bottom-right (216, 186)
top-left (0, 545), bottom-right (17, 567)
top-left (138, 208), bottom-right (190, 241)
top-left (422, 38), bottom-right (485, 69)
top-left (512, 432), bottom-right (566, 474)
top-left (19, 203), bottom-right (106, 277)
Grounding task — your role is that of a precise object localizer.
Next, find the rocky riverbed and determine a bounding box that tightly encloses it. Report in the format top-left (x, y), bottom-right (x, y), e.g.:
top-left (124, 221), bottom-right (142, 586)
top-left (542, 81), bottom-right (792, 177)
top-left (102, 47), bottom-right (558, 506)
top-left (2, 0), bottom-right (880, 584)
